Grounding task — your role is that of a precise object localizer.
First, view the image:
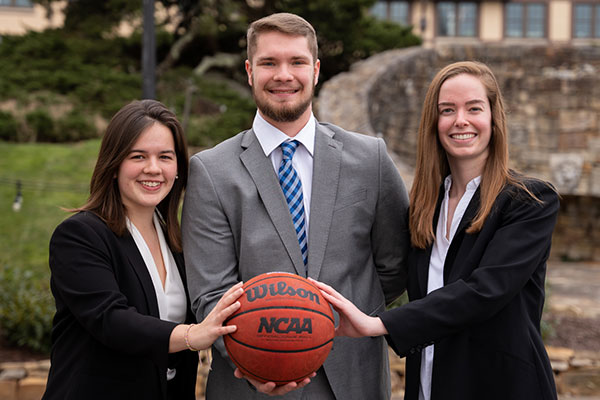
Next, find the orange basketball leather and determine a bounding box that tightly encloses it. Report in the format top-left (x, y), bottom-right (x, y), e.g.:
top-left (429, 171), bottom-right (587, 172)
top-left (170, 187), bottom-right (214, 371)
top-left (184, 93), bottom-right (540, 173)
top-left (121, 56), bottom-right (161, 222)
top-left (224, 272), bottom-right (335, 384)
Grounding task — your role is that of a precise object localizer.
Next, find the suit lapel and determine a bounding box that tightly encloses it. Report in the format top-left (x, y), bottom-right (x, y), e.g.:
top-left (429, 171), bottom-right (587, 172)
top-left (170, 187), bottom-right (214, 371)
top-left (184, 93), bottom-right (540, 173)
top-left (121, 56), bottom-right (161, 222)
top-left (415, 246), bottom-right (433, 297)
top-left (307, 125), bottom-right (342, 279)
top-left (173, 252), bottom-right (195, 323)
top-left (455, 187), bottom-right (480, 237)
top-left (118, 233), bottom-right (161, 317)
top-left (239, 130), bottom-right (306, 275)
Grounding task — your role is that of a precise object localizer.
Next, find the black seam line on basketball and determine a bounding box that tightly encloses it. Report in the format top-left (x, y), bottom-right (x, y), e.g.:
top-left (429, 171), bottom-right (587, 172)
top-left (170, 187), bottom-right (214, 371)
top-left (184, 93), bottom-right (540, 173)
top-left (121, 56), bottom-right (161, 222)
top-left (228, 336), bottom-right (334, 353)
top-left (244, 274), bottom-right (319, 291)
top-left (225, 342), bottom-right (322, 383)
top-left (225, 305), bottom-right (335, 324)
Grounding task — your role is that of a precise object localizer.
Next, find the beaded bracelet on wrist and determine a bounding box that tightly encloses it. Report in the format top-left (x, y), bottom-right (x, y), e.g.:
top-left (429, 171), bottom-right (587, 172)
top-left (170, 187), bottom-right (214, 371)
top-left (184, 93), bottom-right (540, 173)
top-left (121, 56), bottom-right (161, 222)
top-left (184, 324), bottom-right (200, 352)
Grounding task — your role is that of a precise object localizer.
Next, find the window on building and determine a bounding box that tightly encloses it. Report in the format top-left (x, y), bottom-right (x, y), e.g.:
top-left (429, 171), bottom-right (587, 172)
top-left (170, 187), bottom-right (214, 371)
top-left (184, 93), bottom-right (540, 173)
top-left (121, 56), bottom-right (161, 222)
top-left (573, 3), bottom-right (600, 38)
top-left (505, 2), bottom-right (547, 38)
top-left (370, 1), bottom-right (411, 26)
top-left (437, 2), bottom-right (478, 37)
top-left (0, 0), bottom-right (33, 6)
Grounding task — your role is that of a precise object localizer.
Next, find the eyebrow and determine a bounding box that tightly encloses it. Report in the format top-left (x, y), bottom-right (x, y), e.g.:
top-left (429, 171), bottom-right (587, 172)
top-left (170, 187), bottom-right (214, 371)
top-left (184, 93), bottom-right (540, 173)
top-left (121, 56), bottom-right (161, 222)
top-left (438, 99), bottom-right (486, 107)
top-left (129, 149), bottom-right (176, 154)
top-left (256, 55), bottom-right (311, 63)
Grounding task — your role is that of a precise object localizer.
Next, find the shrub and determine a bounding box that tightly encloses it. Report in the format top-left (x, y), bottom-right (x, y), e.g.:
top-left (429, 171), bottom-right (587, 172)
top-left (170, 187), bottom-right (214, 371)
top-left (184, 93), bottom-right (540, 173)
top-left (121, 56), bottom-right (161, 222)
top-left (0, 110), bottom-right (18, 141)
top-left (186, 106), bottom-right (254, 148)
top-left (0, 265), bottom-right (54, 354)
top-left (25, 109), bottom-right (55, 142)
top-left (159, 71), bottom-right (255, 148)
top-left (56, 109), bottom-right (98, 141)
top-left (0, 30), bottom-right (142, 118)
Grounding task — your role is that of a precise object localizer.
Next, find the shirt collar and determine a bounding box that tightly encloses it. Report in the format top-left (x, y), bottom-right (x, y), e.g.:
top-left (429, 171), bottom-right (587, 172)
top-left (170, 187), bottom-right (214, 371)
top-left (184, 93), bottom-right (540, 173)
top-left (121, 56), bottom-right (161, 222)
top-left (444, 175), bottom-right (482, 194)
top-left (252, 111), bottom-right (316, 157)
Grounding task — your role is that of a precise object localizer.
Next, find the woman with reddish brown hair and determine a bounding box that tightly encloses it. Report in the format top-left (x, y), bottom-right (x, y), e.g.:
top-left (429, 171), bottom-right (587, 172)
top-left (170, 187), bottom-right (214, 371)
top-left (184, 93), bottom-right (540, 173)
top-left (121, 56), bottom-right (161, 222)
top-left (43, 100), bottom-right (243, 400)
top-left (314, 61), bottom-right (559, 400)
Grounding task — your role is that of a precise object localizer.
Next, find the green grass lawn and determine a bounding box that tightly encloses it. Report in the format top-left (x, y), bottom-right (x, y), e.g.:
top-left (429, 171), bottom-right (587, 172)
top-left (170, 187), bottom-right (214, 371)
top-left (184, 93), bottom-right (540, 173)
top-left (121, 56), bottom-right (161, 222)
top-left (0, 140), bottom-right (99, 276)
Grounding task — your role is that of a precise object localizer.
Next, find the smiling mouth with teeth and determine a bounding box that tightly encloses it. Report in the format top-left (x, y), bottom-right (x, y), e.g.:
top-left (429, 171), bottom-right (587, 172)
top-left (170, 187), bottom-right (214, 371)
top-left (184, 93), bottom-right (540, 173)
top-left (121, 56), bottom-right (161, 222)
top-left (141, 181), bottom-right (161, 187)
top-left (270, 89), bottom-right (298, 93)
top-left (451, 133), bottom-right (476, 140)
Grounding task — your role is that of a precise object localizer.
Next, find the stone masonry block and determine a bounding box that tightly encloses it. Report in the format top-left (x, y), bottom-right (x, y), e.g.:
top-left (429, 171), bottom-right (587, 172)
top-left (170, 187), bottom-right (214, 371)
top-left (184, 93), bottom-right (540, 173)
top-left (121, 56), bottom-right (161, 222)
top-left (17, 377), bottom-right (47, 400)
top-left (0, 380), bottom-right (17, 400)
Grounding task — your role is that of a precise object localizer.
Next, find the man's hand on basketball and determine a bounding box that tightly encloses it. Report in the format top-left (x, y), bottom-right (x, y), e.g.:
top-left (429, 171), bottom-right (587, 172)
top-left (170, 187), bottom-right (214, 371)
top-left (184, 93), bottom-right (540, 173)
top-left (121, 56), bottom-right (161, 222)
top-left (309, 278), bottom-right (388, 338)
top-left (234, 369), bottom-right (315, 395)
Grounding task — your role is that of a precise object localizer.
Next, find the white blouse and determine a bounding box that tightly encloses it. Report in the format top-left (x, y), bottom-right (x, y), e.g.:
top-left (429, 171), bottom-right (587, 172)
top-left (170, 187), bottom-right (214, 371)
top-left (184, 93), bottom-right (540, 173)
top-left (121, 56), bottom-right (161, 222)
top-left (419, 175), bottom-right (481, 400)
top-left (126, 213), bottom-right (187, 380)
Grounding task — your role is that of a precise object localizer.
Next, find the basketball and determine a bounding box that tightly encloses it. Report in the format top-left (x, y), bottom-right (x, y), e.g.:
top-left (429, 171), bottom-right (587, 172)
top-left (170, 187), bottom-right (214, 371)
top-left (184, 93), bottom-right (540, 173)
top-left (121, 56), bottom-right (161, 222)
top-left (223, 272), bottom-right (335, 384)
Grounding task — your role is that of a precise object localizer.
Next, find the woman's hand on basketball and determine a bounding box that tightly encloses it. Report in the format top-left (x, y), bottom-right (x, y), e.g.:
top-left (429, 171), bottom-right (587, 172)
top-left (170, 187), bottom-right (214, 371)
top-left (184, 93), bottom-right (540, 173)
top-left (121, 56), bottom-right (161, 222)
top-left (190, 282), bottom-right (244, 350)
top-left (309, 278), bottom-right (388, 338)
top-left (234, 369), bottom-right (316, 395)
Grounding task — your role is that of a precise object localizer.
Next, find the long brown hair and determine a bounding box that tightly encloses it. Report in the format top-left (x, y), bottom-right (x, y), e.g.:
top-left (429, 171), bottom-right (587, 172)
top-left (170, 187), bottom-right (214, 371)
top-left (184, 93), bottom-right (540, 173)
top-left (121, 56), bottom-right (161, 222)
top-left (75, 100), bottom-right (189, 252)
top-left (410, 61), bottom-right (539, 249)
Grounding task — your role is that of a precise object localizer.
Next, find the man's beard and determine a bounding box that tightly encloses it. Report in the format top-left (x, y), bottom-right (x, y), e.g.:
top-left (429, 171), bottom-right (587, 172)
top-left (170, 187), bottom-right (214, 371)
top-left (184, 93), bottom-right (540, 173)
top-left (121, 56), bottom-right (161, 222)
top-left (252, 81), bottom-right (314, 123)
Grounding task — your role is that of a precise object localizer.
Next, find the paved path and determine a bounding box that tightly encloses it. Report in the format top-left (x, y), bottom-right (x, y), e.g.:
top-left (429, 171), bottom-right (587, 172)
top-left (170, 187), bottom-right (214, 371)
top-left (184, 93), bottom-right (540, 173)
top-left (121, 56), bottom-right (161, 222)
top-left (547, 261), bottom-right (600, 400)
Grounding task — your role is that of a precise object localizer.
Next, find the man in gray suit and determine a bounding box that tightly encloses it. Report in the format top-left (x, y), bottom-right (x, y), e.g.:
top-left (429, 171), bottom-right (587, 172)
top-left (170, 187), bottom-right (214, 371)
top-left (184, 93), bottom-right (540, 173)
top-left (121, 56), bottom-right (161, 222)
top-left (182, 12), bottom-right (409, 399)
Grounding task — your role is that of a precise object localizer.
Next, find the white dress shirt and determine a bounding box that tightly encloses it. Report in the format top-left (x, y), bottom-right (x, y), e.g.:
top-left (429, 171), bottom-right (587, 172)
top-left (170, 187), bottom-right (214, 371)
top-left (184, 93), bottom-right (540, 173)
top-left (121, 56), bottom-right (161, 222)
top-left (252, 111), bottom-right (315, 237)
top-left (419, 175), bottom-right (481, 400)
top-left (127, 213), bottom-right (187, 380)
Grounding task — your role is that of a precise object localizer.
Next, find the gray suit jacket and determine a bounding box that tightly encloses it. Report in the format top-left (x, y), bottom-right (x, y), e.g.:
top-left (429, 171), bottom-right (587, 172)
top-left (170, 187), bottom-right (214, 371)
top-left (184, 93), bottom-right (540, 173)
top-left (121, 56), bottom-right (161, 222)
top-left (182, 121), bottom-right (409, 400)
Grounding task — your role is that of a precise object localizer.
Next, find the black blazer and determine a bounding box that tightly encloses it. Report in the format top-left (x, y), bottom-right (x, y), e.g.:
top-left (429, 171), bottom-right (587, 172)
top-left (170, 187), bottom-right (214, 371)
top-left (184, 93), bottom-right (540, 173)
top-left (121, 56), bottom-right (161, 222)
top-left (43, 211), bottom-right (198, 400)
top-left (380, 179), bottom-right (559, 400)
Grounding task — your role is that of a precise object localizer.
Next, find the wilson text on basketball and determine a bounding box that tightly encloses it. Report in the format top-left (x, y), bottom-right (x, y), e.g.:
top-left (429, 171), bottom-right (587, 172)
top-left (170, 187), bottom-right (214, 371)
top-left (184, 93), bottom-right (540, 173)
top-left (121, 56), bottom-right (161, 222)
top-left (247, 281), bottom-right (320, 305)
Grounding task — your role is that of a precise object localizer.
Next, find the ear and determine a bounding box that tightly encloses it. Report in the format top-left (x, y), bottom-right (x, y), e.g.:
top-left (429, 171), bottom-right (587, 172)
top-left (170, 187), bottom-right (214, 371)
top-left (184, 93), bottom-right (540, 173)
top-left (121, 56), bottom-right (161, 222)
top-left (313, 59), bottom-right (321, 86)
top-left (245, 59), bottom-right (253, 87)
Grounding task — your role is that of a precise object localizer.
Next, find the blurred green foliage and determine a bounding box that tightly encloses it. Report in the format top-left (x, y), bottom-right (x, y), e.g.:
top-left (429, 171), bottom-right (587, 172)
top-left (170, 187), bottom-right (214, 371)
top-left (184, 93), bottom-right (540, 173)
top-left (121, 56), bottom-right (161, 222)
top-left (0, 140), bottom-right (98, 353)
top-left (56, 109), bottom-right (98, 142)
top-left (0, 111), bottom-right (18, 141)
top-left (25, 109), bottom-right (55, 142)
top-left (0, 29), bottom-right (142, 118)
top-left (0, 265), bottom-right (54, 353)
top-left (159, 68), bottom-right (256, 147)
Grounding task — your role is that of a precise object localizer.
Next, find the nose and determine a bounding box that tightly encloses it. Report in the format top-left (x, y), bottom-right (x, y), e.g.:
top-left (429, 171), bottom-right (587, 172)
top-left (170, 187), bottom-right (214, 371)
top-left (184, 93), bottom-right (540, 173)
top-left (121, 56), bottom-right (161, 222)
top-left (143, 157), bottom-right (161, 174)
top-left (273, 63), bottom-right (293, 82)
top-left (454, 110), bottom-right (469, 128)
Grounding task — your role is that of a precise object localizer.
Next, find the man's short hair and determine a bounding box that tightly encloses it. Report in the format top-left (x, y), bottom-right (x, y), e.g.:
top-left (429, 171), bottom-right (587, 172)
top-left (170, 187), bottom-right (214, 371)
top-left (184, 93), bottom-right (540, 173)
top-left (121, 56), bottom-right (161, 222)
top-left (247, 13), bottom-right (318, 63)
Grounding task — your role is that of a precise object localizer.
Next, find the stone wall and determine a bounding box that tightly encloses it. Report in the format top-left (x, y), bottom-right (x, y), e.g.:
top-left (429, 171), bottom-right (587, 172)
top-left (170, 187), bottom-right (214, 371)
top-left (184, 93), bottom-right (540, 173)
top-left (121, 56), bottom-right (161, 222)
top-left (317, 44), bottom-right (600, 261)
top-left (2, 347), bottom-right (598, 399)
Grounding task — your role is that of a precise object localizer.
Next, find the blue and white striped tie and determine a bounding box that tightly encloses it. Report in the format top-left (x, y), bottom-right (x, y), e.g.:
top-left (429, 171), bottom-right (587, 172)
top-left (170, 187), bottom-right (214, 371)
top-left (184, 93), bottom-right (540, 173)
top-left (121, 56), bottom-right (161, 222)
top-left (278, 140), bottom-right (308, 272)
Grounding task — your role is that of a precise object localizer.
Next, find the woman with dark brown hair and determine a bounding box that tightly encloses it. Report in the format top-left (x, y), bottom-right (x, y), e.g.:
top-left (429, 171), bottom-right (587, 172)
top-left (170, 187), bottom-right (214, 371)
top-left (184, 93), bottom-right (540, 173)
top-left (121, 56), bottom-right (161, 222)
top-left (42, 100), bottom-right (243, 400)
top-left (314, 61), bottom-right (559, 400)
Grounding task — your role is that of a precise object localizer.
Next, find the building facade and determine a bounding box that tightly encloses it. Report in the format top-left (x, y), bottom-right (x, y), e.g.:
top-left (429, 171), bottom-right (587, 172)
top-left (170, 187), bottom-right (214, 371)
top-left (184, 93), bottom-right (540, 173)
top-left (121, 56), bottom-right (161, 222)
top-left (0, 1), bottom-right (179, 37)
top-left (371, 0), bottom-right (600, 45)
top-left (0, 0), bottom-right (64, 36)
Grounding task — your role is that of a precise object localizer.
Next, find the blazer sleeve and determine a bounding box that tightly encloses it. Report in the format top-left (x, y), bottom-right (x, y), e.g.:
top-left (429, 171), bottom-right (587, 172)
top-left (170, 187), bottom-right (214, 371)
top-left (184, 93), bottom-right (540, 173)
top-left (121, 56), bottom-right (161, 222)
top-left (49, 214), bottom-right (177, 365)
top-left (371, 138), bottom-right (410, 304)
top-left (380, 181), bottom-right (559, 356)
top-left (181, 154), bottom-right (239, 360)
